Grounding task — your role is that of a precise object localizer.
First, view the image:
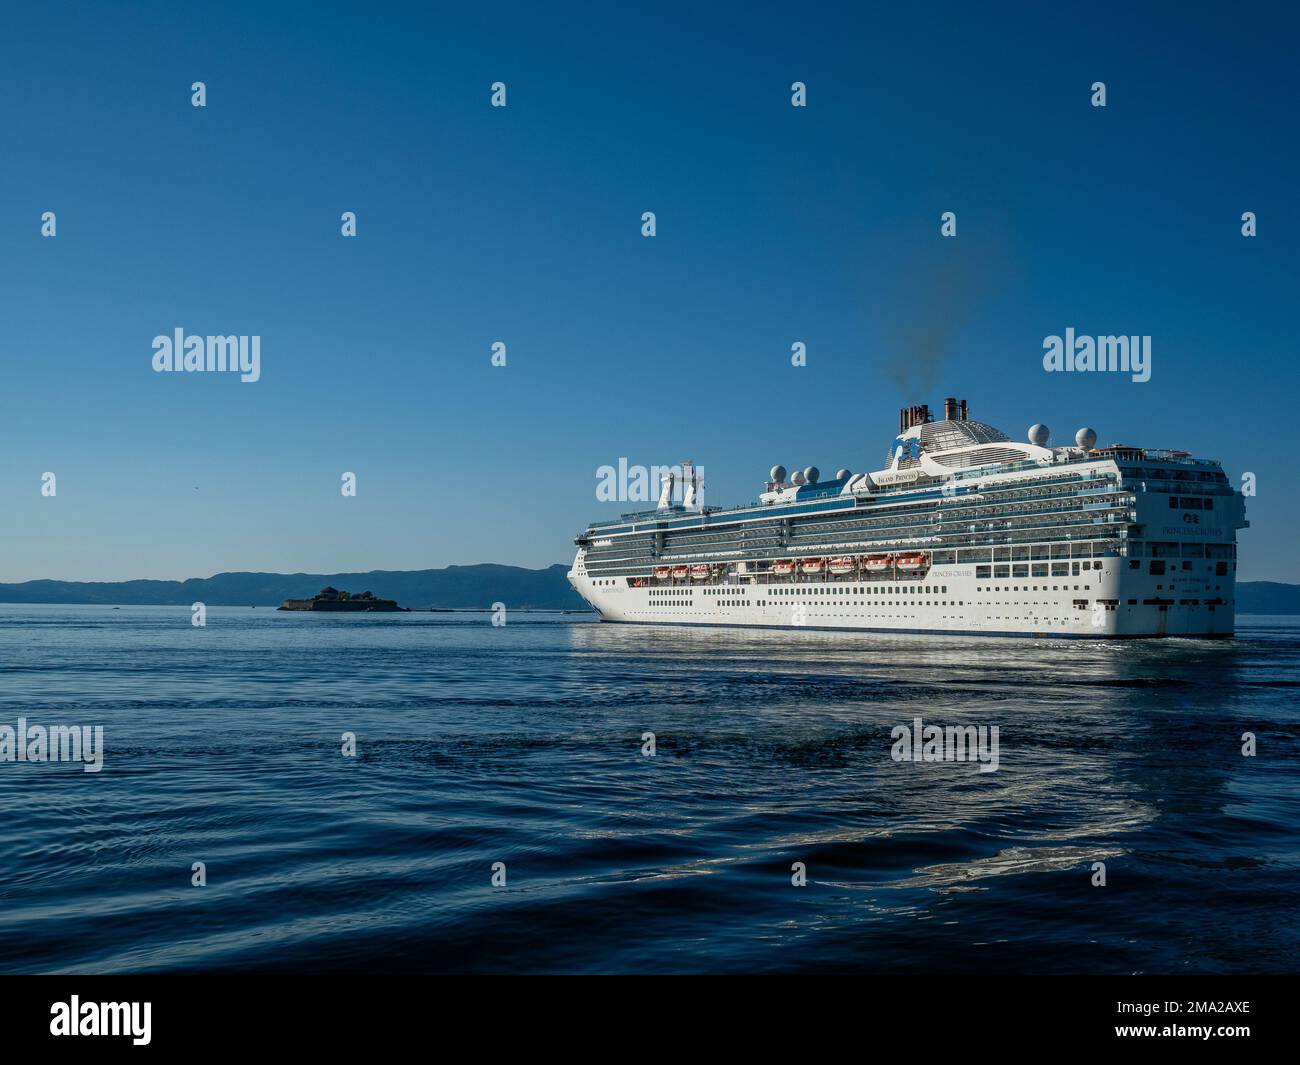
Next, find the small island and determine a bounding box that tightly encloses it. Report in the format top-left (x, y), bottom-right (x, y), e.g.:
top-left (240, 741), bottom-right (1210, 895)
top-left (278, 586), bottom-right (406, 612)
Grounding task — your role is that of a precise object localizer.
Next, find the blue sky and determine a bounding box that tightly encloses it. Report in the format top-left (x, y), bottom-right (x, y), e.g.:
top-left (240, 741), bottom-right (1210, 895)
top-left (0, 1), bottom-right (1295, 582)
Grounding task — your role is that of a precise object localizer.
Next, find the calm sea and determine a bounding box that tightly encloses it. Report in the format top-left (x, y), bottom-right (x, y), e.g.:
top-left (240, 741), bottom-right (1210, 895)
top-left (0, 605), bottom-right (1296, 974)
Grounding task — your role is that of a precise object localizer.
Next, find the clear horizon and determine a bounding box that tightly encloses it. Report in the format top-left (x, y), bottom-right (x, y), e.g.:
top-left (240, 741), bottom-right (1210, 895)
top-left (0, 561), bottom-right (571, 586)
top-left (2, 3), bottom-right (1296, 583)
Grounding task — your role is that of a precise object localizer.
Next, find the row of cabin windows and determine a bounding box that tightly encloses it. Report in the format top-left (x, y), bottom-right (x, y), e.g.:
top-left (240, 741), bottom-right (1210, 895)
top-left (978, 585), bottom-right (1085, 592)
top-left (1129, 542), bottom-right (1235, 559)
top-left (976, 561), bottom-right (1102, 579)
top-left (771, 586), bottom-right (948, 595)
top-left (1141, 560), bottom-right (1230, 576)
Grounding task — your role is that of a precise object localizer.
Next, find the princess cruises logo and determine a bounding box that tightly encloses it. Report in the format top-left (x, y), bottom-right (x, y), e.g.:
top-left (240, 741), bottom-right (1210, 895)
top-left (894, 438), bottom-right (922, 462)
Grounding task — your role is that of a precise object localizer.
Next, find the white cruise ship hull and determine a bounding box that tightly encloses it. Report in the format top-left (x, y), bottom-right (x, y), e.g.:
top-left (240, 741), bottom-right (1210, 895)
top-left (569, 555), bottom-right (1234, 638)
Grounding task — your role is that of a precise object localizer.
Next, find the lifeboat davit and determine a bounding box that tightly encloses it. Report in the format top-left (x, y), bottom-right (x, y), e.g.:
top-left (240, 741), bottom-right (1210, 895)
top-left (895, 553), bottom-right (927, 572)
top-left (863, 554), bottom-right (893, 573)
top-left (653, 566), bottom-right (671, 579)
top-left (772, 560), bottom-right (796, 576)
top-left (800, 558), bottom-right (825, 575)
top-left (828, 556), bottom-right (855, 575)
top-left (691, 565), bottom-right (711, 580)
top-left (671, 565), bottom-right (690, 579)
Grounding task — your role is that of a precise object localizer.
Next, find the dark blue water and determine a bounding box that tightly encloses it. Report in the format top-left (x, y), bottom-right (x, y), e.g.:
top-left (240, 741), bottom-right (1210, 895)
top-left (0, 605), bottom-right (1296, 974)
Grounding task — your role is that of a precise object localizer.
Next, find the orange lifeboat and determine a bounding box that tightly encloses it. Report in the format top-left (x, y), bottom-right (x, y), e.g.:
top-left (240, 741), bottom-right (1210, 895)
top-left (653, 566), bottom-right (671, 579)
top-left (895, 553), bottom-right (927, 572)
top-left (670, 565), bottom-right (690, 579)
top-left (772, 560), bottom-right (795, 576)
top-left (828, 556), bottom-right (855, 575)
top-left (690, 564), bottom-right (711, 580)
top-left (800, 558), bottom-right (825, 575)
top-left (863, 554), bottom-right (893, 573)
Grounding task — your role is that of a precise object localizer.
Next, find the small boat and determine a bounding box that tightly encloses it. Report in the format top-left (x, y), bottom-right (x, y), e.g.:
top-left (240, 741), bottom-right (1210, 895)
top-left (772, 560), bottom-right (795, 576)
top-left (653, 566), bottom-right (671, 579)
top-left (895, 553), bottom-right (927, 571)
top-left (800, 558), bottom-right (825, 575)
top-left (632, 578), bottom-right (646, 587)
top-left (671, 566), bottom-right (690, 579)
top-left (863, 554), bottom-right (893, 573)
top-left (690, 565), bottom-right (711, 580)
top-left (828, 556), bottom-right (856, 575)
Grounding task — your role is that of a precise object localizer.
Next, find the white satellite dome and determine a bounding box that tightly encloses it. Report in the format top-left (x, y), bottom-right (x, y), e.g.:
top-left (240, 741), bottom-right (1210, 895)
top-left (803, 466), bottom-right (820, 484)
top-left (1028, 424), bottom-right (1050, 447)
top-left (835, 468), bottom-right (852, 480)
top-left (770, 465), bottom-right (787, 483)
top-left (1076, 427), bottom-right (1098, 451)
top-left (791, 470), bottom-right (806, 485)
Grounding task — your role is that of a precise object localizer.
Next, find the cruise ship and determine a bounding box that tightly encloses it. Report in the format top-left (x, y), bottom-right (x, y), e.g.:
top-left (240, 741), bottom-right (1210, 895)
top-left (568, 398), bottom-right (1248, 638)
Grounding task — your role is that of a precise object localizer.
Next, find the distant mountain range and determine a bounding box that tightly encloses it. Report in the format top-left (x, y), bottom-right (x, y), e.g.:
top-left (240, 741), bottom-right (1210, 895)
top-left (0, 564), bottom-right (589, 610)
top-left (0, 567), bottom-right (1295, 613)
top-left (1235, 582), bottom-right (1300, 615)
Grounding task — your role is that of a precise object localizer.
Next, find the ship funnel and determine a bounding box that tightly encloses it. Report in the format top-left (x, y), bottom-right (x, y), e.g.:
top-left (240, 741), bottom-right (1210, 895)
top-left (898, 403), bottom-right (933, 432)
top-left (657, 469), bottom-right (676, 509)
top-left (959, 399), bottom-right (968, 421)
top-left (944, 396), bottom-right (958, 421)
top-left (681, 461), bottom-right (701, 509)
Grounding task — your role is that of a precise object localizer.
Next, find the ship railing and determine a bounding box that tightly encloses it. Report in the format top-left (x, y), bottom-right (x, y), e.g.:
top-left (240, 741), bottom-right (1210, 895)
top-left (585, 527), bottom-right (1123, 579)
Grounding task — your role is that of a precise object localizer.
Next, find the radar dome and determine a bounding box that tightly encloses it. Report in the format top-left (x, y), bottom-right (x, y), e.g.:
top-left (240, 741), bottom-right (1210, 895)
top-left (1028, 424), bottom-right (1050, 447)
top-left (791, 470), bottom-right (806, 485)
top-left (769, 465), bottom-right (787, 483)
top-left (803, 466), bottom-right (820, 484)
top-left (1076, 427), bottom-right (1097, 451)
top-left (835, 468), bottom-right (852, 480)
